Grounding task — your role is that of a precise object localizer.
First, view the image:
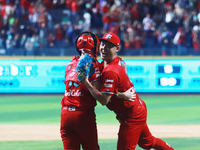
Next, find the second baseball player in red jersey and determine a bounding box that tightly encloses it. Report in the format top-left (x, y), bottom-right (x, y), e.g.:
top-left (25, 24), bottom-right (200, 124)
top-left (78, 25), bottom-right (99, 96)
top-left (100, 56), bottom-right (146, 122)
top-left (81, 32), bottom-right (175, 150)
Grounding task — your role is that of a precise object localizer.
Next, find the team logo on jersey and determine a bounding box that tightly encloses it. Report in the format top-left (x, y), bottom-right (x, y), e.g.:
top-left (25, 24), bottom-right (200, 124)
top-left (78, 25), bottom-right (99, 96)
top-left (65, 89), bottom-right (82, 96)
top-left (105, 34), bottom-right (112, 40)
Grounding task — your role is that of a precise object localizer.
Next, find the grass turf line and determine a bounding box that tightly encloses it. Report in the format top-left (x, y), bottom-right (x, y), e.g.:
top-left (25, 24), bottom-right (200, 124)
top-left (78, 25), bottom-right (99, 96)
top-left (1, 95), bottom-right (200, 124)
top-left (0, 95), bottom-right (200, 150)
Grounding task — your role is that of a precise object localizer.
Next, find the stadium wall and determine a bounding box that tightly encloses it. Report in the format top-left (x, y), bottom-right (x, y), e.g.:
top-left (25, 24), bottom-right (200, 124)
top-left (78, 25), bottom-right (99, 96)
top-left (0, 56), bottom-right (200, 93)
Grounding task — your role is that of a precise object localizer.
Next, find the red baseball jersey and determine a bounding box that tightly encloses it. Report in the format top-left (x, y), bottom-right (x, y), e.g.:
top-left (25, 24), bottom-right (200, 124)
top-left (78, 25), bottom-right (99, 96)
top-left (100, 56), bottom-right (146, 122)
top-left (61, 56), bottom-right (101, 109)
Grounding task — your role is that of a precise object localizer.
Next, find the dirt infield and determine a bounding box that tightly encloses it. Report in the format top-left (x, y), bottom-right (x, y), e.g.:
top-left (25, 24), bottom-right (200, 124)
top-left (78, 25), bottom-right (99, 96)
top-left (1, 124), bottom-right (200, 141)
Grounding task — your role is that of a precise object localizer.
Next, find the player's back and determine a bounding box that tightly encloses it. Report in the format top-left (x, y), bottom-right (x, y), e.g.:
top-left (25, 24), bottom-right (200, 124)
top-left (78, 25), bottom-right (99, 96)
top-left (61, 56), bottom-right (100, 109)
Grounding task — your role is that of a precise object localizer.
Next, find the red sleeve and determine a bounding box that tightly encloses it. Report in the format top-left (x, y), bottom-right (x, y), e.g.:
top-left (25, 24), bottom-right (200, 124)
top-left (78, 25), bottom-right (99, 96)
top-left (101, 70), bottom-right (119, 96)
top-left (64, 56), bottom-right (78, 81)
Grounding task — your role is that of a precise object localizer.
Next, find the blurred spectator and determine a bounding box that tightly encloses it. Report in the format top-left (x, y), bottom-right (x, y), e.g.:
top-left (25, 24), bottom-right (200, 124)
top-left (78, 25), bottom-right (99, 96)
top-left (102, 12), bottom-right (111, 31)
top-left (0, 16), bottom-right (4, 31)
top-left (43, 0), bottom-right (54, 10)
top-left (38, 8), bottom-right (48, 29)
top-left (133, 21), bottom-right (145, 41)
top-left (174, 2), bottom-right (185, 19)
top-left (160, 27), bottom-right (173, 56)
top-left (124, 38), bottom-right (131, 50)
top-left (13, 33), bottom-right (20, 48)
top-left (54, 23), bottom-right (65, 48)
top-left (5, 2), bottom-right (15, 19)
top-left (21, 0), bottom-right (31, 23)
top-left (6, 34), bottom-right (14, 55)
top-left (165, 5), bottom-right (175, 29)
top-left (198, 9), bottom-right (200, 23)
top-left (24, 37), bottom-right (34, 56)
top-left (0, 29), bottom-right (7, 49)
top-left (0, 0), bottom-right (6, 5)
top-left (39, 23), bottom-right (48, 47)
top-left (20, 33), bottom-right (27, 55)
top-left (83, 3), bottom-right (92, 31)
top-left (142, 13), bottom-right (154, 55)
top-left (65, 24), bottom-right (73, 46)
top-left (32, 34), bottom-right (42, 56)
top-left (130, 3), bottom-right (140, 21)
top-left (71, 0), bottom-right (81, 25)
top-left (13, 0), bottom-right (22, 18)
top-left (185, 28), bottom-right (193, 55)
top-left (0, 0), bottom-right (200, 56)
top-left (133, 35), bottom-right (144, 56)
top-left (192, 27), bottom-right (200, 55)
top-left (54, 23), bottom-right (65, 55)
top-left (8, 17), bottom-right (20, 35)
top-left (91, 5), bottom-right (103, 31)
top-left (12, 33), bottom-right (21, 55)
top-left (173, 27), bottom-right (187, 55)
top-left (28, 2), bottom-right (39, 28)
top-left (126, 22), bottom-right (134, 45)
top-left (47, 32), bottom-right (56, 48)
top-left (20, 33), bottom-right (27, 48)
top-left (72, 24), bottom-right (81, 44)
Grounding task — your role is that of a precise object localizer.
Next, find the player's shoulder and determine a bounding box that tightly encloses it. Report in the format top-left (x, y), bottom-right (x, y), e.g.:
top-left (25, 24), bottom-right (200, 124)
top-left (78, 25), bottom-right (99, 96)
top-left (118, 57), bottom-right (127, 72)
top-left (71, 56), bottom-right (80, 61)
top-left (70, 56), bottom-right (79, 63)
top-left (66, 56), bottom-right (79, 67)
top-left (104, 63), bottom-right (119, 74)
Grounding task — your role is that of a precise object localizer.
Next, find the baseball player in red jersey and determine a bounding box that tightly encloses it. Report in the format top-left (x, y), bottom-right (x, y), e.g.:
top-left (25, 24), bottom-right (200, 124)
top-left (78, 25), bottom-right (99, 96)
top-left (60, 31), bottom-right (134, 150)
top-left (60, 31), bottom-right (101, 150)
top-left (81, 32), bottom-right (175, 150)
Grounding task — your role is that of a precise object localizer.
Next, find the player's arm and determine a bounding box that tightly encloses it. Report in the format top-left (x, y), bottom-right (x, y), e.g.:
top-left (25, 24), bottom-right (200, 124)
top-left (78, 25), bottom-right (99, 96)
top-left (91, 80), bottom-right (135, 103)
top-left (83, 77), bottom-right (111, 106)
top-left (118, 87), bottom-right (136, 101)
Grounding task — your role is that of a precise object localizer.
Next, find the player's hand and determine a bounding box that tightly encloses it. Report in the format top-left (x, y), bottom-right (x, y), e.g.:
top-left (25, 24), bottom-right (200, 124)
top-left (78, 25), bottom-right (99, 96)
top-left (76, 54), bottom-right (96, 82)
top-left (123, 87), bottom-right (136, 102)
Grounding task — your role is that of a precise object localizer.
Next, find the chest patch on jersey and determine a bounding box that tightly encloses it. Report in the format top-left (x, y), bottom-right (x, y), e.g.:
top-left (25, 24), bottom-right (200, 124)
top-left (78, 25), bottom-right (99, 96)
top-left (65, 89), bottom-right (82, 96)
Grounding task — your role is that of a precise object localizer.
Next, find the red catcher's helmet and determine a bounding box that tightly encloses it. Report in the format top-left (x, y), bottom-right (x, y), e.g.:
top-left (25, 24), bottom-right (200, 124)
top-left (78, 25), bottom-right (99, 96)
top-left (75, 31), bottom-right (99, 57)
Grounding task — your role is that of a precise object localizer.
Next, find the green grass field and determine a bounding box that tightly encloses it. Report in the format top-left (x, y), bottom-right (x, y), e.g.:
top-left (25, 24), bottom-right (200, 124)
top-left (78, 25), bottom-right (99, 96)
top-left (0, 94), bottom-right (200, 150)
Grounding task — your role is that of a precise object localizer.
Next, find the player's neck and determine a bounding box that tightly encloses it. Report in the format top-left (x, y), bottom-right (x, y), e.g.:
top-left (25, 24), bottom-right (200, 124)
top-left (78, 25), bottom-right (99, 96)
top-left (104, 55), bottom-right (117, 67)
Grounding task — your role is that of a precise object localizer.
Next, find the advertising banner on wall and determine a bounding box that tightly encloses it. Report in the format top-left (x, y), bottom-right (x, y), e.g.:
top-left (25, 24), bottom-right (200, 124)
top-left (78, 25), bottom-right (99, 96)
top-left (0, 58), bottom-right (199, 93)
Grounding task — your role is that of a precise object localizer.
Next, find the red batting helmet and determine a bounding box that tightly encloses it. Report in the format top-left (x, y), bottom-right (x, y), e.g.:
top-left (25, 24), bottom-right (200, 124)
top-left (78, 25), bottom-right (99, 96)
top-left (75, 31), bottom-right (99, 57)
